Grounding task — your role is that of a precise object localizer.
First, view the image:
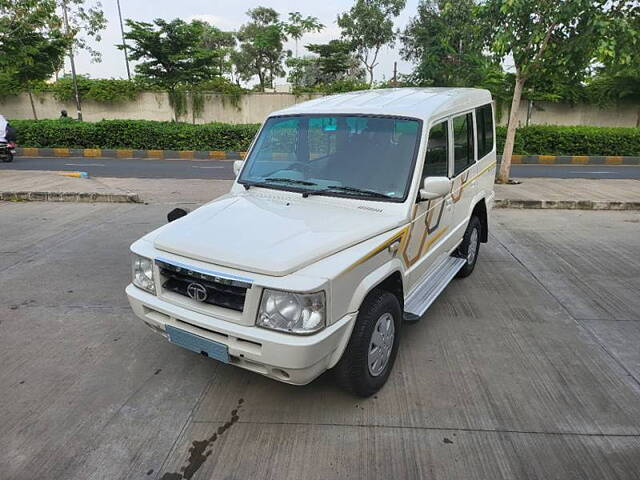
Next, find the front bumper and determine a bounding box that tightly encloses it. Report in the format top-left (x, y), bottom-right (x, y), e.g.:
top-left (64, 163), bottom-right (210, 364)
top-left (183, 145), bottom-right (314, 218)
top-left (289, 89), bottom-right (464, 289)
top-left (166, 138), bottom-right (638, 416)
top-left (126, 284), bottom-right (356, 385)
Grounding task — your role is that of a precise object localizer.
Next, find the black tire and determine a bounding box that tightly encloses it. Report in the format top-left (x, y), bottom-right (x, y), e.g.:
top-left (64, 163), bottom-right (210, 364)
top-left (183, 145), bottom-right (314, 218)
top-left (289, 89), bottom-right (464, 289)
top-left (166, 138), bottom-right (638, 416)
top-left (1, 152), bottom-right (12, 163)
top-left (335, 289), bottom-right (402, 397)
top-left (456, 216), bottom-right (481, 278)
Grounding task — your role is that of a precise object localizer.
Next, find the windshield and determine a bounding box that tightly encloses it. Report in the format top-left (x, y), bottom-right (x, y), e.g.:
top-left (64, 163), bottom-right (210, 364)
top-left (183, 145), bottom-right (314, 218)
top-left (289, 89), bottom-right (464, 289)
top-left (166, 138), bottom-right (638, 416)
top-left (238, 115), bottom-right (422, 201)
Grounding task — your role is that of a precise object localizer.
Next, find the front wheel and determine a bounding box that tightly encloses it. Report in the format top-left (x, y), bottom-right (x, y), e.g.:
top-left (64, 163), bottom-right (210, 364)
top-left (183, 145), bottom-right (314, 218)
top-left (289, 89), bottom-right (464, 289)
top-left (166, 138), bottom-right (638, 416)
top-left (1, 152), bottom-right (12, 163)
top-left (335, 289), bottom-right (402, 397)
top-left (456, 216), bottom-right (481, 278)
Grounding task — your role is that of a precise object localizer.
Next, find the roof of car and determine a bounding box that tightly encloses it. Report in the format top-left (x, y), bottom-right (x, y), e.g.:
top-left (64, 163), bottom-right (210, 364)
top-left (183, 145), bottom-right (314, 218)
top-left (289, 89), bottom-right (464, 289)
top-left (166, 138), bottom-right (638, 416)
top-left (270, 87), bottom-right (492, 123)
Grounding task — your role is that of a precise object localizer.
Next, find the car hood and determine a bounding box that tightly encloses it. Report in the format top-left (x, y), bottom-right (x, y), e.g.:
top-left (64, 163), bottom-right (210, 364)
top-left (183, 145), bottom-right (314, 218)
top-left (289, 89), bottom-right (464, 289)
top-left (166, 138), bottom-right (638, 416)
top-left (153, 193), bottom-right (401, 276)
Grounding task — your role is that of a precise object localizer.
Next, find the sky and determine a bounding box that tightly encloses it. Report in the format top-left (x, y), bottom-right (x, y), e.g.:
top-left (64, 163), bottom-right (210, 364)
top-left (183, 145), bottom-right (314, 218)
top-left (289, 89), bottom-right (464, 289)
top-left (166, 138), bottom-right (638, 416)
top-left (67, 0), bottom-right (423, 85)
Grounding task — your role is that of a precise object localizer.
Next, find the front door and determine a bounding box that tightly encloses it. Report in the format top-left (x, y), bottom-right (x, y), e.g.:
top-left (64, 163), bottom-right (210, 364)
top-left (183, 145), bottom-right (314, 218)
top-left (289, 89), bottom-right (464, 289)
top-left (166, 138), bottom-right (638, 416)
top-left (404, 119), bottom-right (454, 289)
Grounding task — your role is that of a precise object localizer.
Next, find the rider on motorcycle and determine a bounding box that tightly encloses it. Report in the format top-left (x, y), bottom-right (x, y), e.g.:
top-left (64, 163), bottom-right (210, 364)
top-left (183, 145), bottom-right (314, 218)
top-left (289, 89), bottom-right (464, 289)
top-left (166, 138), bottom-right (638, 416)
top-left (0, 114), bottom-right (17, 162)
top-left (0, 115), bottom-right (16, 143)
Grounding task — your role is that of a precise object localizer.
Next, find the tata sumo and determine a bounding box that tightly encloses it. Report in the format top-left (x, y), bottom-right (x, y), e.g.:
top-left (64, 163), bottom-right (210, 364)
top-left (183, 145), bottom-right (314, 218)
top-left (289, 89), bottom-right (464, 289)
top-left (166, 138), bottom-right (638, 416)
top-left (126, 88), bottom-right (496, 397)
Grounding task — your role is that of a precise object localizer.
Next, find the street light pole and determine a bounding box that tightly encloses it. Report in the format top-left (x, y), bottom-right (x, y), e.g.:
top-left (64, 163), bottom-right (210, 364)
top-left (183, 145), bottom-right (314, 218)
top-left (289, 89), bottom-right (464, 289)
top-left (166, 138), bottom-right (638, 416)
top-left (116, 0), bottom-right (131, 80)
top-left (62, 0), bottom-right (83, 121)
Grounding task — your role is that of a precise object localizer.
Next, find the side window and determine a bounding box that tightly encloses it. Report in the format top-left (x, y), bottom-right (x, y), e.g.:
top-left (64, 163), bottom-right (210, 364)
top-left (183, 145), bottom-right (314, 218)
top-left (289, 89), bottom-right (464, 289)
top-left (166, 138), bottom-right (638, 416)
top-left (452, 113), bottom-right (474, 176)
top-left (475, 104), bottom-right (494, 159)
top-left (423, 121), bottom-right (449, 178)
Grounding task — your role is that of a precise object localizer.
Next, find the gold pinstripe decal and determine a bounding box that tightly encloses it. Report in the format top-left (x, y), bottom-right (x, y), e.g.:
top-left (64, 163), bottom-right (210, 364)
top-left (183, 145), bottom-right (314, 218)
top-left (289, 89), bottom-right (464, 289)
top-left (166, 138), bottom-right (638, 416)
top-left (339, 160), bottom-right (497, 276)
top-left (341, 226), bottom-right (411, 275)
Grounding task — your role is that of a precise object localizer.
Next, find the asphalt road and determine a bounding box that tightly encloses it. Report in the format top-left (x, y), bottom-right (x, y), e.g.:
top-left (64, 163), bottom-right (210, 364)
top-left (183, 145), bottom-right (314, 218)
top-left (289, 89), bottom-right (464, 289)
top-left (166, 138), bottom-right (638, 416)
top-left (1, 204), bottom-right (639, 479)
top-left (2, 156), bottom-right (640, 179)
top-left (0, 156), bottom-right (236, 179)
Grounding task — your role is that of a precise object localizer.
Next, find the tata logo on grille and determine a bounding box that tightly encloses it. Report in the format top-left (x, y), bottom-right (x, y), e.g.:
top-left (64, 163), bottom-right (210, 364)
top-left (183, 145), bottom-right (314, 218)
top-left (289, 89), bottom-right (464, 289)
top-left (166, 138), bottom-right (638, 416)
top-left (186, 282), bottom-right (208, 302)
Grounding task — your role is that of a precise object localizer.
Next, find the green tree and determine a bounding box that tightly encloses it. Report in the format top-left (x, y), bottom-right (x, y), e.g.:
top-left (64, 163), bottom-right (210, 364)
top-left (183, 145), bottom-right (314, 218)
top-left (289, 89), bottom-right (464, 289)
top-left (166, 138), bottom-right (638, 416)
top-left (307, 40), bottom-right (365, 83)
top-left (234, 7), bottom-right (288, 91)
top-left (283, 11), bottom-right (323, 57)
top-left (587, 2), bottom-right (640, 124)
top-left (0, 0), bottom-right (69, 119)
top-left (337, 0), bottom-right (406, 86)
top-left (122, 19), bottom-right (224, 88)
top-left (58, 0), bottom-right (105, 120)
top-left (57, 0), bottom-right (105, 61)
top-left (122, 18), bottom-right (228, 120)
top-left (200, 24), bottom-right (236, 79)
top-left (401, 0), bottom-right (498, 87)
top-left (483, 0), bottom-right (610, 183)
top-left (287, 40), bottom-right (365, 88)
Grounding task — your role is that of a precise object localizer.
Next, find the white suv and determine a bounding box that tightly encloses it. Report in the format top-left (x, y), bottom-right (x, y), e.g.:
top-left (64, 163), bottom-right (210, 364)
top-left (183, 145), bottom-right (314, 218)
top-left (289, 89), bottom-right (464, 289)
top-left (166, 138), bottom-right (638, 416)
top-left (126, 88), bottom-right (496, 397)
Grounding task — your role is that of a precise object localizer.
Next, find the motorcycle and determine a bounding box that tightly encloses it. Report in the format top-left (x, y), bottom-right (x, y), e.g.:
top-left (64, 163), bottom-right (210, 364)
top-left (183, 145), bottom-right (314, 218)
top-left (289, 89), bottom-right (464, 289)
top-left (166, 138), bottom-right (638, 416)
top-left (0, 141), bottom-right (15, 162)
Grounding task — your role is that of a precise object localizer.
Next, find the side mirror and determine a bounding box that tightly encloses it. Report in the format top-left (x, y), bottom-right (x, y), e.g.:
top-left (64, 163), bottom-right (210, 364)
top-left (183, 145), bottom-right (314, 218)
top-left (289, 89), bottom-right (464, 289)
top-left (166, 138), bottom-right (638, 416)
top-left (420, 176), bottom-right (451, 201)
top-left (167, 208), bottom-right (189, 223)
top-left (233, 160), bottom-right (244, 177)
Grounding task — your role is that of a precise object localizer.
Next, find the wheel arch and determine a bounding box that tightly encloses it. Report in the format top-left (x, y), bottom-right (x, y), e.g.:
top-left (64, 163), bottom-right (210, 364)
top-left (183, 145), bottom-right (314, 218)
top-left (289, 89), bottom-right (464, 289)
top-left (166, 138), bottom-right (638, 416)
top-left (471, 198), bottom-right (488, 243)
top-left (346, 260), bottom-right (405, 314)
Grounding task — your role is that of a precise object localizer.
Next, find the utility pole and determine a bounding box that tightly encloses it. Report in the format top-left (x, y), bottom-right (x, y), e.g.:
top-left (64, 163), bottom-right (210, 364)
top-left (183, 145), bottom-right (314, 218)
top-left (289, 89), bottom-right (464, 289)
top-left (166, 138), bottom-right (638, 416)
top-left (116, 0), bottom-right (131, 80)
top-left (62, 0), bottom-right (83, 121)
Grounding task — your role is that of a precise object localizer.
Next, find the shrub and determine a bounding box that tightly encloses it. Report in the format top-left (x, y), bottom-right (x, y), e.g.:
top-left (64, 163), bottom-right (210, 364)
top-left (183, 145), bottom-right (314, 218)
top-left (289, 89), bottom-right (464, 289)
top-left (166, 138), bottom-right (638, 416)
top-left (9, 120), bottom-right (640, 155)
top-left (495, 125), bottom-right (640, 156)
top-left (11, 119), bottom-right (260, 151)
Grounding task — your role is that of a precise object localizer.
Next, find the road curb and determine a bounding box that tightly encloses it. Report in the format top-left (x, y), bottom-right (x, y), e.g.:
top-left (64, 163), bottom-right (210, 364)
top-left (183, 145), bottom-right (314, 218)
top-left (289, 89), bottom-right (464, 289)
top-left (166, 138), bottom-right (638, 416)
top-left (0, 191), bottom-right (141, 203)
top-left (495, 199), bottom-right (640, 210)
top-left (498, 154), bottom-right (640, 165)
top-left (17, 147), bottom-right (246, 161)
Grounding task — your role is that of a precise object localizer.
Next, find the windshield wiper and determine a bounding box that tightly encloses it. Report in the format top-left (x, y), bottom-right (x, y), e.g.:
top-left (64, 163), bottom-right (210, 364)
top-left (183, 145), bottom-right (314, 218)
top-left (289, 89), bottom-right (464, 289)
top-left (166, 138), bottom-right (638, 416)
top-left (262, 177), bottom-right (318, 187)
top-left (323, 185), bottom-right (394, 199)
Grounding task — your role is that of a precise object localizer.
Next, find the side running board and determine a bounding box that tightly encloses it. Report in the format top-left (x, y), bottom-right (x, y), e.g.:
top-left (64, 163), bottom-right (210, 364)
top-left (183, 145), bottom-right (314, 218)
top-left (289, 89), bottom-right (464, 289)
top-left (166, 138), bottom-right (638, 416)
top-left (404, 256), bottom-right (467, 320)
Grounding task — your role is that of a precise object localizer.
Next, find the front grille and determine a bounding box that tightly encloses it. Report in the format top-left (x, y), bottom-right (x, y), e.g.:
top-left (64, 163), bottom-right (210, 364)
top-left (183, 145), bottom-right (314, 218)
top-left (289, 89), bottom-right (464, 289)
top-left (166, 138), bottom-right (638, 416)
top-left (157, 259), bottom-right (250, 312)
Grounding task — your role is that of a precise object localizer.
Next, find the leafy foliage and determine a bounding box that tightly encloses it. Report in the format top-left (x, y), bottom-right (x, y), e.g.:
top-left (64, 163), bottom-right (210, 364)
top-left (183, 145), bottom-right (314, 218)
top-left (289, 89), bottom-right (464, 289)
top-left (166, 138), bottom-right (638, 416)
top-left (11, 119), bottom-right (260, 151)
top-left (338, 0), bottom-right (406, 86)
top-left (401, 0), bottom-right (498, 88)
top-left (0, 0), bottom-right (69, 117)
top-left (283, 12), bottom-right (323, 57)
top-left (122, 19), bottom-right (225, 91)
top-left (12, 119), bottom-right (638, 157)
top-left (482, 0), bottom-right (616, 181)
top-left (495, 125), bottom-right (640, 156)
top-left (57, 0), bottom-right (106, 62)
top-left (36, 76), bottom-right (144, 103)
top-left (233, 7), bottom-right (289, 91)
top-left (292, 79), bottom-right (370, 96)
top-left (287, 40), bottom-right (365, 89)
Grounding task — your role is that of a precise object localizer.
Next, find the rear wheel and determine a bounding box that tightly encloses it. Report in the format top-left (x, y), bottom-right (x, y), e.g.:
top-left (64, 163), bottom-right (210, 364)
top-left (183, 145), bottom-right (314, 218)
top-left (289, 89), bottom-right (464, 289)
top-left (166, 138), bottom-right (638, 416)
top-left (335, 289), bottom-right (402, 397)
top-left (456, 216), bottom-right (481, 278)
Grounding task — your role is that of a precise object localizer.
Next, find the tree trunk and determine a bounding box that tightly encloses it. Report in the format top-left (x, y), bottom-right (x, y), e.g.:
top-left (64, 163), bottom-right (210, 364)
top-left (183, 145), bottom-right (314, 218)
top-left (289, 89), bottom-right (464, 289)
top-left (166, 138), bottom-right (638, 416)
top-left (498, 73), bottom-right (526, 183)
top-left (257, 71), bottom-right (264, 92)
top-left (368, 66), bottom-right (374, 88)
top-left (28, 90), bottom-right (38, 120)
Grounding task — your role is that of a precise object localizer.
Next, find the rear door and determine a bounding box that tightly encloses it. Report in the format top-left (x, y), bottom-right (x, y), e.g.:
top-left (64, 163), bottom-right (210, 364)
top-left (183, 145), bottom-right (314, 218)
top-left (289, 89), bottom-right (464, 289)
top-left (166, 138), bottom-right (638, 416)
top-left (449, 111), bottom-right (477, 246)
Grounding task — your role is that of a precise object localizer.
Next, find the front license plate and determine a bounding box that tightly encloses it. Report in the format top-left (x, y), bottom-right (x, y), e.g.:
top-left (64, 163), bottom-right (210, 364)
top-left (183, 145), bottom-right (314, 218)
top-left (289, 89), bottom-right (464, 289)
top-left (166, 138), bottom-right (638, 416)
top-left (165, 325), bottom-right (229, 363)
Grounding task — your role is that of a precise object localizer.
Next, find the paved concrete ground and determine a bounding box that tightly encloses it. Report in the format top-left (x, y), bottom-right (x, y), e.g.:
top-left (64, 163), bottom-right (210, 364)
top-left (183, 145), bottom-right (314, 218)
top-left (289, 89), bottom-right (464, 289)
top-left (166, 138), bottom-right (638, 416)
top-left (0, 202), bottom-right (639, 480)
top-left (495, 177), bottom-right (640, 204)
top-left (2, 170), bottom-right (640, 207)
top-left (4, 156), bottom-right (640, 179)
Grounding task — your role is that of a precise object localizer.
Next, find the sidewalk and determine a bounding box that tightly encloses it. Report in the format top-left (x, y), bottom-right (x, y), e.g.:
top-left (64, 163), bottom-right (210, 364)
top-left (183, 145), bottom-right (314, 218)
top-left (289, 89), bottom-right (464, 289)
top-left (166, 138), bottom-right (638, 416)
top-left (1, 170), bottom-right (639, 208)
top-left (494, 178), bottom-right (640, 210)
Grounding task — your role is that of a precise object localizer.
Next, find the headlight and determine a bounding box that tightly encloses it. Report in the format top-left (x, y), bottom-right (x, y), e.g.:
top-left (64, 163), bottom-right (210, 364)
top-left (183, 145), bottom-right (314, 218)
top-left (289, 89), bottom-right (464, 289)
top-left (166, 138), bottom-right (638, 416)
top-left (132, 254), bottom-right (156, 295)
top-left (257, 289), bottom-right (325, 334)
